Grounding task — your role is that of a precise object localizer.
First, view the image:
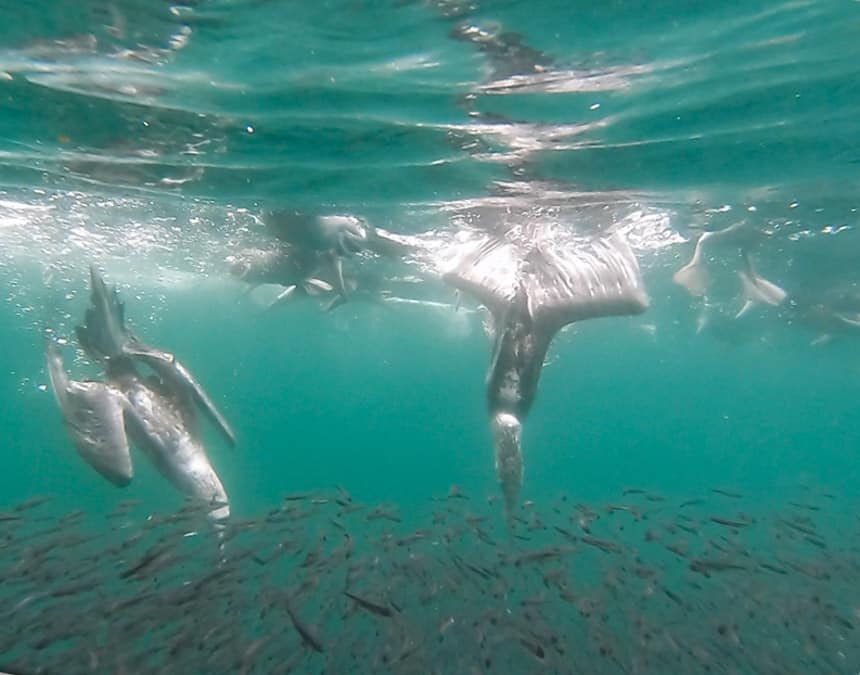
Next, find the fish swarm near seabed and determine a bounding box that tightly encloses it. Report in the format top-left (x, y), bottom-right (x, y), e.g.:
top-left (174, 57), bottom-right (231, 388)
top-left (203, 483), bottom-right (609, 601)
top-left (0, 486), bottom-right (857, 675)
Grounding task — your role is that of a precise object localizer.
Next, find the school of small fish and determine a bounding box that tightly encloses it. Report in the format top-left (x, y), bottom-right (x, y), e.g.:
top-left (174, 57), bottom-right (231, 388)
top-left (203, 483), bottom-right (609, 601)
top-left (1, 485), bottom-right (857, 674)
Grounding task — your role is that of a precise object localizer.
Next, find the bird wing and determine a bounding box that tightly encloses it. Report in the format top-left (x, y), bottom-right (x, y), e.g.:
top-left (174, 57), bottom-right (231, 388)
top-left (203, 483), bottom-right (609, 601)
top-left (125, 342), bottom-right (237, 448)
top-left (442, 236), bottom-right (521, 315)
top-left (525, 234), bottom-right (649, 331)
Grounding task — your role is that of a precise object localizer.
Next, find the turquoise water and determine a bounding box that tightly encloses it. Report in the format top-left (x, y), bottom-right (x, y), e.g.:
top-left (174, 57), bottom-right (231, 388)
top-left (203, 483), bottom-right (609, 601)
top-left (1, 1), bottom-right (860, 673)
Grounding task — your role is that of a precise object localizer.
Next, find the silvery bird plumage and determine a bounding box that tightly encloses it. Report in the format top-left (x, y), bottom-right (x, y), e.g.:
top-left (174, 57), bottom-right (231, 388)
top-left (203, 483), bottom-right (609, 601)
top-left (46, 267), bottom-right (233, 523)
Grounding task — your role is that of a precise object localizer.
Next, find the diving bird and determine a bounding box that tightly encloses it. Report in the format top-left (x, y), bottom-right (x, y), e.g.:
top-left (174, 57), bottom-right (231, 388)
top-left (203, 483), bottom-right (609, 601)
top-left (76, 267), bottom-right (236, 448)
top-left (735, 252), bottom-right (788, 318)
top-left (45, 267), bottom-right (233, 522)
top-left (226, 243), bottom-right (340, 310)
top-left (228, 239), bottom-right (453, 314)
top-left (263, 210), bottom-right (417, 302)
top-left (672, 231), bottom-right (713, 298)
top-left (672, 222), bottom-right (744, 298)
top-left (443, 231), bottom-right (648, 516)
top-left (672, 224), bottom-right (790, 334)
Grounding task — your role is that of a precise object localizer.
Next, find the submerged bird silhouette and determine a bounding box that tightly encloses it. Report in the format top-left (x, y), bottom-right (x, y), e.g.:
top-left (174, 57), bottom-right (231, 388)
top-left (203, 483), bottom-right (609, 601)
top-left (735, 252), bottom-right (787, 318)
top-left (262, 210), bottom-right (416, 306)
top-left (46, 267), bottom-right (234, 522)
top-left (672, 222), bottom-right (745, 298)
top-left (444, 231), bottom-right (648, 516)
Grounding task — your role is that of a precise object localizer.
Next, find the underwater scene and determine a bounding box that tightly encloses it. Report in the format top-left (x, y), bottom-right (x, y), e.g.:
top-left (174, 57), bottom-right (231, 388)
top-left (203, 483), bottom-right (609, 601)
top-left (1, 1), bottom-right (860, 673)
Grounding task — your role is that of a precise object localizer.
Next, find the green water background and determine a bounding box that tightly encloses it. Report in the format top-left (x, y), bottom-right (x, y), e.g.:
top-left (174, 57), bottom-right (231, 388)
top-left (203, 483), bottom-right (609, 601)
top-left (0, 0), bottom-right (859, 525)
top-left (3, 274), bottom-right (858, 522)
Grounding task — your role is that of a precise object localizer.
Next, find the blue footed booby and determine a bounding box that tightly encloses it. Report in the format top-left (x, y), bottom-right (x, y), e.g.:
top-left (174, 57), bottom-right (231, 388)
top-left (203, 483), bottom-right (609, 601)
top-left (46, 267), bottom-right (233, 522)
top-left (444, 231), bottom-right (648, 516)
